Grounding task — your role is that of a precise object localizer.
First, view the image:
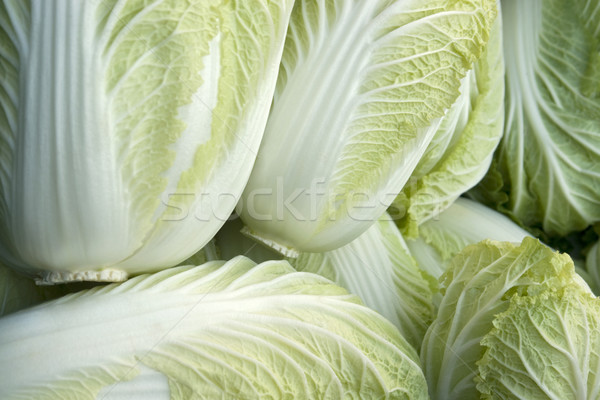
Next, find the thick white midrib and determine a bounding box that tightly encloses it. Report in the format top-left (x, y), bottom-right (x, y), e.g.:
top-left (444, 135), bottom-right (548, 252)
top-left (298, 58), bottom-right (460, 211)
top-left (0, 294), bottom-right (261, 390)
top-left (50, 2), bottom-right (71, 241)
top-left (15, 3), bottom-right (62, 258)
top-left (329, 227), bottom-right (404, 330)
top-left (447, 199), bottom-right (531, 243)
top-left (508, 0), bottom-right (600, 223)
top-left (0, 292), bottom-right (365, 394)
top-left (21, 2), bottom-right (132, 268)
top-left (504, 0), bottom-right (542, 215)
top-left (264, 2), bottom-right (376, 190)
top-left (556, 298), bottom-right (588, 400)
top-left (434, 253), bottom-right (516, 398)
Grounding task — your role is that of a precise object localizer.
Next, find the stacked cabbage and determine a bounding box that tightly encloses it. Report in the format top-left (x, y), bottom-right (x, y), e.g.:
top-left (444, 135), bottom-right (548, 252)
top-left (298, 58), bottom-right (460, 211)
top-left (1, 0), bottom-right (600, 399)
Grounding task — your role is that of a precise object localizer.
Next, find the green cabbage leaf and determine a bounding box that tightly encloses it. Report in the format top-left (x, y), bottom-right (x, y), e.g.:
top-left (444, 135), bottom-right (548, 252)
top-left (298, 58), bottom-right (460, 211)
top-left (239, 0), bottom-right (498, 255)
top-left (421, 237), bottom-right (590, 399)
top-left (0, 0), bottom-right (292, 282)
top-left (477, 285), bottom-right (600, 400)
top-left (405, 197), bottom-right (531, 278)
top-left (586, 239), bottom-right (600, 293)
top-left (471, 0), bottom-right (600, 236)
top-left (288, 214), bottom-right (435, 351)
top-left (392, 10), bottom-right (504, 237)
top-left (0, 257), bottom-right (428, 399)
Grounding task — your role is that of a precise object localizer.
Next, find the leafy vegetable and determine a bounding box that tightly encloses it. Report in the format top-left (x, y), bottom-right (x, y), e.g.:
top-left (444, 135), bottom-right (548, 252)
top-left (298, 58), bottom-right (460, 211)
top-left (421, 237), bottom-right (589, 399)
top-left (392, 11), bottom-right (504, 237)
top-left (471, 0), bottom-right (600, 236)
top-left (288, 214), bottom-right (435, 351)
top-left (1, 0), bottom-right (599, 397)
top-left (405, 197), bottom-right (531, 278)
top-left (200, 214), bottom-right (435, 351)
top-left (477, 285), bottom-right (600, 400)
top-left (0, 0), bottom-right (292, 282)
top-left (238, 0), bottom-right (498, 255)
top-left (0, 257), bottom-right (428, 399)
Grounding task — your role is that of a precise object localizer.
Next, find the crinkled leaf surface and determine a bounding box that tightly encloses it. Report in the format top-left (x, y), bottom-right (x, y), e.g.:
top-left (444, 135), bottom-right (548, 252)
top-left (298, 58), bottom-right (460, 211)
top-left (0, 257), bottom-right (428, 399)
top-left (239, 0), bottom-right (497, 254)
top-left (0, 0), bottom-right (292, 281)
top-left (472, 0), bottom-right (600, 236)
top-left (392, 11), bottom-right (504, 237)
top-left (477, 286), bottom-right (600, 400)
top-left (421, 237), bottom-right (582, 400)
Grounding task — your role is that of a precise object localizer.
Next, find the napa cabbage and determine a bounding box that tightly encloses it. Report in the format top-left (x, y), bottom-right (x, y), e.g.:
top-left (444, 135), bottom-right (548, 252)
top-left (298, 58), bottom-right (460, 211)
top-left (405, 197), bottom-right (531, 278)
top-left (391, 10), bottom-right (504, 237)
top-left (0, 257), bottom-right (429, 399)
top-left (471, 0), bottom-right (600, 237)
top-left (288, 214), bottom-right (436, 351)
top-left (238, 0), bottom-right (498, 255)
top-left (208, 214), bottom-right (435, 351)
top-left (0, 0), bottom-right (293, 282)
top-left (477, 285), bottom-right (600, 400)
top-left (421, 237), bottom-right (595, 399)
